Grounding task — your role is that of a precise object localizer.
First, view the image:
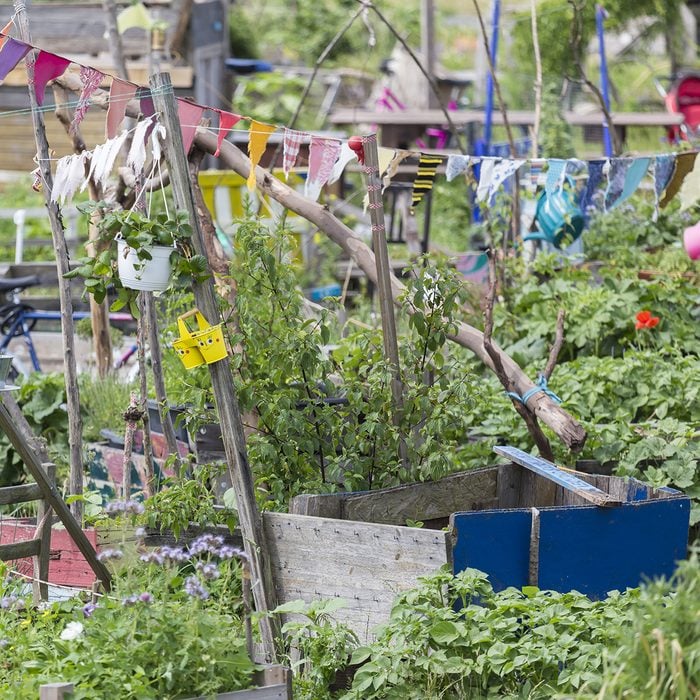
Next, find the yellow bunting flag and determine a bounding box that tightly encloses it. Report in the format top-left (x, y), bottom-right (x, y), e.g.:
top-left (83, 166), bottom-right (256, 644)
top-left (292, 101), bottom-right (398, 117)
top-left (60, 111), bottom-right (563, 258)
top-left (411, 153), bottom-right (444, 211)
top-left (247, 120), bottom-right (276, 191)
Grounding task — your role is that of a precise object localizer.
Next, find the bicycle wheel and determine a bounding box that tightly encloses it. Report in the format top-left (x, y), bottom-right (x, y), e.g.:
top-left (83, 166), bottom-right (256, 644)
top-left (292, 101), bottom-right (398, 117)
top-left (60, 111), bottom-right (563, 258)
top-left (0, 304), bottom-right (38, 337)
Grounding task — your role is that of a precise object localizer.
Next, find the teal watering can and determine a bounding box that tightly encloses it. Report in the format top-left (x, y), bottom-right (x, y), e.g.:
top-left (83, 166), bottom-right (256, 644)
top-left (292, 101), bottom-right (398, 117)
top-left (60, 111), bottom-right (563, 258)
top-left (525, 180), bottom-right (584, 249)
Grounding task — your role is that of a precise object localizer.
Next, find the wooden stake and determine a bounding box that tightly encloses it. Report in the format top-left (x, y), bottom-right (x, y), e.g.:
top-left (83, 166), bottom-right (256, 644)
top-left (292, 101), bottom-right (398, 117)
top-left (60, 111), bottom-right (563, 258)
top-left (14, 0), bottom-right (84, 522)
top-left (149, 72), bottom-right (280, 661)
top-left (102, 0), bottom-right (128, 80)
top-left (0, 394), bottom-right (111, 591)
top-left (362, 134), bottom-right (407, 469)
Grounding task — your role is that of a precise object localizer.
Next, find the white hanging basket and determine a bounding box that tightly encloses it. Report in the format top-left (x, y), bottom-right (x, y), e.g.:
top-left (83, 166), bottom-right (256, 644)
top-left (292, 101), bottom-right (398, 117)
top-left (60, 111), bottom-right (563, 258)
top-left (117, 239), bottom-right (173, 292)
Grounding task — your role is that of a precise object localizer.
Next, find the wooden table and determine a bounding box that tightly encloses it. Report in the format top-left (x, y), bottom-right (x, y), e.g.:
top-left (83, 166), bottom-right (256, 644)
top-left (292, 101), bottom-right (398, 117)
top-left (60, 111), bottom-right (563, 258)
top-left (329, 108), bottom-right (685, 150)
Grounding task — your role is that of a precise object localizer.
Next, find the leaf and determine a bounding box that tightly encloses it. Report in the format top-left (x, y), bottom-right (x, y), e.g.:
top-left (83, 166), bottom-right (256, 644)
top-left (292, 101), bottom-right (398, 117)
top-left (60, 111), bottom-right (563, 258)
top-left (350, 646), bottom-right (372, 665)
top-left (273, 599), bottom-right (308, 615)
top-left (429, 620), bottom-right (461, 644)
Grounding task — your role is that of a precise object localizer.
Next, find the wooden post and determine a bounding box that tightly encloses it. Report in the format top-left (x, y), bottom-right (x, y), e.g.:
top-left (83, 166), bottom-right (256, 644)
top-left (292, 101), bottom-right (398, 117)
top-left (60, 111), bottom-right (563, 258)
top-left (34, 462), bottom-right (55, 602)
top-left (14, 0), bottom-right (84, 523)
top-left (0, 394), bottom-right (111, 591)
top-left (149, 72), bottom-right (280, 660)
top-left (362, 134), bottom-right (407, 469)
top-left (39, 684), bottom-right (74, 700)
top-left (102, 0), bottom-right (128, 79)
top-left (421, 0), bottom-right (437, 108)
top-left (144, 291), bottom-right (182, 476)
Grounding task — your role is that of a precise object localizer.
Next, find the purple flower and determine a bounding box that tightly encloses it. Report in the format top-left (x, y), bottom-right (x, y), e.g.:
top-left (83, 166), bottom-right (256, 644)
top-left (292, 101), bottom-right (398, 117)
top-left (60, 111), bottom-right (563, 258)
top-left (188, 534), bottom-right (225, 557)
top-left (105, 499), bottom-right (145, 516)
top-left (140, 551), bottom-right (164, 566)
top-left (0, 639), bottom-right (8, 648)
top-left (82, 602), bottom-right (98, 618)
top-left (0, 595), bottom-right (22, 611)
top-left (160, 546), bottom-right (189, 564)
top-left (138, 592), bottom-right (153, 604)
top-left (217, 545), bottom-right (246, 561)
top-left (135, 527), bottom-right (146, 540)
top-left (121, 595), bottom-right (138, 607)
top-left (97, 548), bottom-right (123, 562)
top-left (183, 575), bottom-right (209, 600)
top-left (196, 561), bottom-right (221, 581)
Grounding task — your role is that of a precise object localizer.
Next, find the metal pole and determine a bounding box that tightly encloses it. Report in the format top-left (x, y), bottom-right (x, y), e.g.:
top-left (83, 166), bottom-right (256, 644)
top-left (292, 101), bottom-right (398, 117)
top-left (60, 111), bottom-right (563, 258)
top-left (596, 4), bottom-right (613, 158)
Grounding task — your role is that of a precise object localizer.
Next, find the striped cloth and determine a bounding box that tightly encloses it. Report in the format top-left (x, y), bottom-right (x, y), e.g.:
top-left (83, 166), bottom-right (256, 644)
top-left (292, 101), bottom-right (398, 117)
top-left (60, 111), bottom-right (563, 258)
top-left (411, 153), bottom-right (445, 211)
top-left (283, 128), bottom-right (305, 179)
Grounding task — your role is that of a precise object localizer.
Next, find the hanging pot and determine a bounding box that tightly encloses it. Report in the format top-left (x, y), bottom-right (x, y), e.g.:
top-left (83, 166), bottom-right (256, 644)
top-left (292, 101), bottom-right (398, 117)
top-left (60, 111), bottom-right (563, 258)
top-left (117, 239), bottom-right (173, 292)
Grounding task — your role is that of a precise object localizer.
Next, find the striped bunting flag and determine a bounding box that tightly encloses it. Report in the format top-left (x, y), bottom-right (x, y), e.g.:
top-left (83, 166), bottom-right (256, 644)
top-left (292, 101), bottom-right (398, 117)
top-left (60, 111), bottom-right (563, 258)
top-left (411, 153), bottom-right (445, 211)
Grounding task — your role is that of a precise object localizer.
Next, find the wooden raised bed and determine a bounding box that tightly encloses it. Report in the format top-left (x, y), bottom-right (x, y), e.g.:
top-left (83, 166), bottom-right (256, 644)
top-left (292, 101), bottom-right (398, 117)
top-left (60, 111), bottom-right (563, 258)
top-left (281, 446), bottom-right (690, 639)
top-left (40, 665), bottom-right (292, 699)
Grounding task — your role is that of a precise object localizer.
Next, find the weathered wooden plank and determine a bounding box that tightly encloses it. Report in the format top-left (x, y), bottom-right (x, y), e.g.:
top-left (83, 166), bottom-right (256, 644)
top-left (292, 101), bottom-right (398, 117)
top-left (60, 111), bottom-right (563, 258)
top-left (186, 685), bottom-right (289, 700)
top-left (343, 467), bottom-right (498, 525)
top-left (497, 463), bottom-right (521, 509)
top-left (0, 482), bottom-right (41, 506)
top-left (494, 446), bottom-right (620, 507)
top-left (290, 467), bottom-right (499, 525)
top-left (35, 463), bottom-right (55, 602)
top-left (40, 684), bottom-right (74, 700)
top-left (263, 512), bottom-right (449, 642)
top-left (0, 537), bottom-right (41, 561)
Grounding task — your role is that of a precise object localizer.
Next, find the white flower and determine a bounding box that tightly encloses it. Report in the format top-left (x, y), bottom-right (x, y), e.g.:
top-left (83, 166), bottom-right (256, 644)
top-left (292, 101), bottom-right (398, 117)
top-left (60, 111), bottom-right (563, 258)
top-left (59, 621), bottom-right (84, 641)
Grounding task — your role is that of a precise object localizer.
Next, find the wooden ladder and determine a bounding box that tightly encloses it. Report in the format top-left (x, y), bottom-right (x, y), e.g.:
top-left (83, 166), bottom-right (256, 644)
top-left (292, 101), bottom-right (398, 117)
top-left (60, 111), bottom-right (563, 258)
top-left (0, 463), bottom-right (55, 602)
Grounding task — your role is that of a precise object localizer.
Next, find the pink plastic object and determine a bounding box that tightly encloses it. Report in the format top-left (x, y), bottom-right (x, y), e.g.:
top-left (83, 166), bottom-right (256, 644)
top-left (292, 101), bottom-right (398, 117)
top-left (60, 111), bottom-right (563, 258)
top-left (683, 221), bottom-right (700, 260)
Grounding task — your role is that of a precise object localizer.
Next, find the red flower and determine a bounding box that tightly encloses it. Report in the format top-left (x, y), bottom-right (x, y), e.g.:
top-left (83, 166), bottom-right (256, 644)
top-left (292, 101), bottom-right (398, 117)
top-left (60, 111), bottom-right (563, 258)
top-left (635, 310), bottom-right (660, 330)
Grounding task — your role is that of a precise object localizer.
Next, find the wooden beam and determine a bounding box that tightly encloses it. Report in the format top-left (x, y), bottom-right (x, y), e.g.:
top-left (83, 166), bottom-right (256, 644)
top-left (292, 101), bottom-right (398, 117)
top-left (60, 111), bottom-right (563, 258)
top-left (148, 72), bottom-right (279, 661)
top-left (35, 462), bottom-right (55, 601)
top-left (14, 0), bottom-right (84, 522)
top-left (494, 446), bottom-right (620, 507)
top-left (0, 482), bottom-right (41, 506)
top-left (0, 395), bottom-right (111, 590)
top-left (0, 538), bottom-right (41, 561)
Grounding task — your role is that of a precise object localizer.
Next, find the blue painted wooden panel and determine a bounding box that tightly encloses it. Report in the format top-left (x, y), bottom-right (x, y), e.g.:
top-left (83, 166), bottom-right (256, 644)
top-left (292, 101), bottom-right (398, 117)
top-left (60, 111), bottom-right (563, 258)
top-left (451, 510), bottom-right (531, 592)
top-left (537, 498), bottom-right (691, 598)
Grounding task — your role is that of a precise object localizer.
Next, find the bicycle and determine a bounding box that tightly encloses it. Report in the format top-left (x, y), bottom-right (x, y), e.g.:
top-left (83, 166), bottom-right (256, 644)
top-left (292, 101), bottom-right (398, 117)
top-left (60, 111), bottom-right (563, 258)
top-left (0, 275), bottom-right (134, 380)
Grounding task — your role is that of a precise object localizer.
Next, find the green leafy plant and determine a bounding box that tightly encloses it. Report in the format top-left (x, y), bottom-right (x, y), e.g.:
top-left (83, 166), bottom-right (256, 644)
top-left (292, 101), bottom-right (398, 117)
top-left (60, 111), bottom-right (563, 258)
top-left (64, 204), bottom-right (209, 318)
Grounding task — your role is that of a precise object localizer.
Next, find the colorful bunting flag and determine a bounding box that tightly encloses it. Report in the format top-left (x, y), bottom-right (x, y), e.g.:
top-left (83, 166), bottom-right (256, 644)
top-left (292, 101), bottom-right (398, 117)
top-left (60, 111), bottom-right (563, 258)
top-left (660, 151), bottom-right (696, 208)
top-left (305, 136), bottom-right (342, 201)
top-left (137, 87), bottom-right (155, 119)
top-left (282, 127), bottom-right (305, 179)
top-left (127, 116), bottom-right (155, 175)
top-left (476, 158), bottom-right (497, 203)
top-left (247, 120), bottom-right (276, 190)
top-left (488, 159), bottom-right (525, 201)
top-left (176, 99), bottom-right (205, 155)
top-left (214, 110), bottom-right (242, 157)
top-left (652, 154), bottom-right (675, 207)
top-left (411, 153), bottom-right (444, 210)
top-left (377, 147), bottom-right (395, 180)
top-left (70, 66), bottom-right (104, 136)
top-left (87, 132), bottom-right (128, 190)
top-left (446, 154), bottom-right (472, 182)
top-left (383, 149), bottom-right (413, 190)
top-left (544, 158), bottom-right (567, 195)
top-left (105, 78), bottom-right (137, 139)
top-left (0, 37), bottom-right (30, 81)
top-left (0, 21), bottom-right (14, 50)
top-left (606, 157), bottom-right (650, 210)
top-left (328, 142), bottom-right (357, 185)
top-left (33, 51), bottom-right (71, 106)
top-left (51, 152), bottom-right (88, 205)
top-left (580, 159), bottom-right (606, 215)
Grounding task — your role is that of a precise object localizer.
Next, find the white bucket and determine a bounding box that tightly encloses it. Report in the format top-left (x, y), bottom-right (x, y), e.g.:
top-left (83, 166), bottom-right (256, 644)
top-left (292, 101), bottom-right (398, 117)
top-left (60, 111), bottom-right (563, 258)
top-left (117, 240), bottom-right (173, 292)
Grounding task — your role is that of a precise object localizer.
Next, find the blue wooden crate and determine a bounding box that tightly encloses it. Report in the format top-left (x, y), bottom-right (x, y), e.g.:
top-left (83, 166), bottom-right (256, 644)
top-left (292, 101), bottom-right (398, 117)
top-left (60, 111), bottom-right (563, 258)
top-left (451, 446), bottom-right (690, 598)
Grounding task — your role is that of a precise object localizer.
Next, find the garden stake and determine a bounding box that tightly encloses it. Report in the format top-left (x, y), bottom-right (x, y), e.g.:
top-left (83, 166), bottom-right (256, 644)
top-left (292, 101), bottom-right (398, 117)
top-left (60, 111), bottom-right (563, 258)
top-left (136, 292), bottom-right (155, 494)
top-left (14, 0), bottom-right (84, 522)
top-left (121, 391), bottom-right (143, 500)
top-left (150, 71), bottom-right (280, 661)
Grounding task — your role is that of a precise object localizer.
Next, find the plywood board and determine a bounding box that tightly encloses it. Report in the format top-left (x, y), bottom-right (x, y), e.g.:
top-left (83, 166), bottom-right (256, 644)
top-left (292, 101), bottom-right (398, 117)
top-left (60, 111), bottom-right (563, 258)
top-left (263, 512), bottom-right (450, 642)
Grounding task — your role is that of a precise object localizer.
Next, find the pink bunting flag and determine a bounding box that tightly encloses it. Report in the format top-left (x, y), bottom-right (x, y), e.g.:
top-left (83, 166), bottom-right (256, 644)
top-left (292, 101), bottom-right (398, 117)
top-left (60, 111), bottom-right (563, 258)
top-left (0, 37), bottom-right (31, 81)
top-left (70, 66), bottom-right (104, 136)
top-left (283, 128), bottom-right (305, 179)
top-left (306, 136), bottom-right (342, 195)
top-left (177, 99), bottom-right (205, 154)
top-left (214, 109), bottom-right (242, 157)
top-left (33, 51), bottom-right (71, 106)
top-left (105, 78), bottom-right (137, 139)
top-left (0, 20), bottom-right (15, 49)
